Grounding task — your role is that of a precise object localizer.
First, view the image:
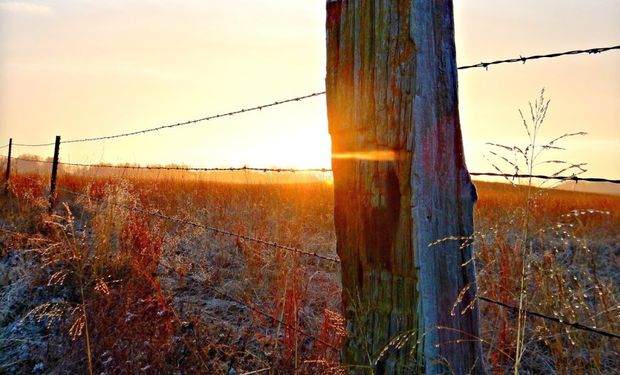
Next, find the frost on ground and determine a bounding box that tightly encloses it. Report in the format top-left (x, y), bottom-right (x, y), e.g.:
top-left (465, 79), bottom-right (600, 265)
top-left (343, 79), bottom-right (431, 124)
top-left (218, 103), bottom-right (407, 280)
top-left (0, 177), bottom-right (618, 374)
top-left (0, 181), bottom-right (343, 374)
top-left (0, 249), bottom-right (72, 374)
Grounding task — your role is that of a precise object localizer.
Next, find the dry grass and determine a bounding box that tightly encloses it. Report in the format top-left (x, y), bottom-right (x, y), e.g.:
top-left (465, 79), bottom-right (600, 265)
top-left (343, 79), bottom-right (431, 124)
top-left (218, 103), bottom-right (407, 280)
top-left (0, 167), bottom-right (618, 373)
top-left (475, 181), bottom-right (620, 374)
top-left (0, 173), bottom-right (342, 374)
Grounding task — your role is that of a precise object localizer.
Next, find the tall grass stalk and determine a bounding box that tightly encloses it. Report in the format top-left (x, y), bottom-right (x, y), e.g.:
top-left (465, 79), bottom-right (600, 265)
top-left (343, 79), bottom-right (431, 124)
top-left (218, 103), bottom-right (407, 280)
top-left (485, 89), bottom-right (593, 373)
top-left (78, 282), bottom-right (94, 375)
top-left (513, 92), bottom-right (547, 374)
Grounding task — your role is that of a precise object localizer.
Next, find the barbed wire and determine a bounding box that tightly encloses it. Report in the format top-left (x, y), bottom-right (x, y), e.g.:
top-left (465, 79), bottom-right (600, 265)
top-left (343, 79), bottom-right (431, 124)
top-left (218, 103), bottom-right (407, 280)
top-left (479, 296), bottom-right (620, 340)
top-left (9, 44), bottom-right (619, 147)
top-left (12, 173), bottom-right (340, 262)
top-left (45, 182), bottom-right (340, 263)
top-left (11, 173), bottom-right (338, 262)
top-left (469, 172), bottom-right (620, 184)
top-left (12, 92), bottom-right (326, 147)
top-left (458, 45), bottom-right (620, 70)
top-left (8, 157), bottom-right (53, 164)
top-left (0, 144), bottom-right (8, 150)
top-left (9, 157), bottom-right (620, 184)
top-left (11, 141), bottom-right (56, 147)
top-left (8, 157), bottom-right (331, 173)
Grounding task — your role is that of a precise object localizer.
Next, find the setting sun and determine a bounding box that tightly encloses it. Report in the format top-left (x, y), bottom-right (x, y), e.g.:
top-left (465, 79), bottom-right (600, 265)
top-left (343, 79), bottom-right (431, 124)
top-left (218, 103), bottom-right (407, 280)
top-left (250, 128), bottom-right (332, 169)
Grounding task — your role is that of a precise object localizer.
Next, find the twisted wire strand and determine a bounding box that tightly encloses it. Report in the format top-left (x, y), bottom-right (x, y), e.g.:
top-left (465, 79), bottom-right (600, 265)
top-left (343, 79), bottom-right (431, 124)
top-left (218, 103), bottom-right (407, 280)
top-left (47, 182), bottom-right (340, 263)
top-left (9, 157), bottom-right (620, 184)
top-left (469, 172), bottom-right (620, 184)
top-left (479, 296), bottom-right (620, 340)
top-left (458, 45), bottom-right (620, 70)
top-left (10, 44), bottom-right (619, 147)
top-left (9, 157), bottom-right (331, 173)
top-left (13, 92), bottom-right (326, 147)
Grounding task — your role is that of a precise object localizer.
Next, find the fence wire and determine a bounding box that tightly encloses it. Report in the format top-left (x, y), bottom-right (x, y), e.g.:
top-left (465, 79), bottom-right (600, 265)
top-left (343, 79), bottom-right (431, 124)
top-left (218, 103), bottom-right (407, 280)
top-left (48, 182), bottom-right (340, 264)
top-left (469, 172), bottom-right (620, 184)
top-left (458, 45), bottom-right (620, 70)
top-left (9, 156), bottom-right (620, 184)
top-left (9, 157), bottom-right (331, 173)
top-left (9, 44), bottom-right (619, 148)
top-left (12, 92), bottom-right (326, 147)
top-left (479, 296), bottom-right (620, 340)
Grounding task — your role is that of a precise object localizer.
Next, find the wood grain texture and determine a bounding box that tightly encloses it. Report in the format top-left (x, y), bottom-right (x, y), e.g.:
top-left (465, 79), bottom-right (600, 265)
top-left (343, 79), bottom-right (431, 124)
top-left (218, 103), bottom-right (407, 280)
top-left (326, 1), bottom-right (485, 373)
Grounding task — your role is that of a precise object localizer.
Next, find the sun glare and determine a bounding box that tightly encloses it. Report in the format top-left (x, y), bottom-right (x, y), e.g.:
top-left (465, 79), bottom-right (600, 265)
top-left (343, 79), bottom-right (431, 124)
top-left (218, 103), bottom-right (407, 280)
top-left (332, 149), bottom-right (398, 161)
top-left (256, 130), bottom-right (332, 170)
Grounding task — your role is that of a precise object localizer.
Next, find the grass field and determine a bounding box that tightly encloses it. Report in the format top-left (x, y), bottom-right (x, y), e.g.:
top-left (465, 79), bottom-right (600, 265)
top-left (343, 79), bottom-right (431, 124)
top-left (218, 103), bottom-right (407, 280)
top-left (0, 168), bottom-right (619, 374)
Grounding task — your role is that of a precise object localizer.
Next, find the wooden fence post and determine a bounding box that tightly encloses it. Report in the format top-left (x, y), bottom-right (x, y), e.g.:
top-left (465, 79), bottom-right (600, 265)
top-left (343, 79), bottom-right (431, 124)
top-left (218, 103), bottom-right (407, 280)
top-left (4, 138), bottom-right (12, 194)
top-left (326, 1), bottom-right (485, 373)
top-left (49, 135), bottom-right (61, 212)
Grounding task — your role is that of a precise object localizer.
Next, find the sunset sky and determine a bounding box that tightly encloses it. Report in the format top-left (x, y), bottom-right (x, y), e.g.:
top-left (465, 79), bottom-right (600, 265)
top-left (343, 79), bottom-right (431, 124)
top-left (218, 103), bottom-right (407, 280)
top-left (0, 0), bottom-right (618, 179)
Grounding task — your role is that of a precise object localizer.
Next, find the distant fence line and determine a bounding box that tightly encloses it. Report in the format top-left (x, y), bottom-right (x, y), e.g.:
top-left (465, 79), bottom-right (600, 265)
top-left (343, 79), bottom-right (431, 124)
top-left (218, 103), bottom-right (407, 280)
top-left (6, 156), bottom-right (620, 185)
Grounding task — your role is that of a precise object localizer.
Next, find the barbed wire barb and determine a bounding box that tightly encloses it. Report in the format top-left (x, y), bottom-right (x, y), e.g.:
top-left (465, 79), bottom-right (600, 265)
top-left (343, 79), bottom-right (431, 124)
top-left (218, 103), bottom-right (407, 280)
top-left (458, 45), bottom-right (620, 70)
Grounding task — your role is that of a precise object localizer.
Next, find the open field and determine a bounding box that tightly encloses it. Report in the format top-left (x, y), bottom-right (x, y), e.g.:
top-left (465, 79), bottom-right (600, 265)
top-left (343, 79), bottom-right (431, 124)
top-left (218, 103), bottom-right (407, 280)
top-left (1, 168), bottom-right (619, 374)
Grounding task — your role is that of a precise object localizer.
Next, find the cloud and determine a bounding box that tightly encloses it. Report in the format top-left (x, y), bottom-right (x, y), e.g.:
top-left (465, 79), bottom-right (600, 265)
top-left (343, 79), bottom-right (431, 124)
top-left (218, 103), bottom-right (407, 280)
top-left (0, 1), bottom-right (52, 14)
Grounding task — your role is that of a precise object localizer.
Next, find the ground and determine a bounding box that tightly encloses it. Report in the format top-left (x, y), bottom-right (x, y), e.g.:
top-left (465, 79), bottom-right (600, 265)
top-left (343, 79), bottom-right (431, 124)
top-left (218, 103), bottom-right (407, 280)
top-left (0, 171), bottom-right (618, 374)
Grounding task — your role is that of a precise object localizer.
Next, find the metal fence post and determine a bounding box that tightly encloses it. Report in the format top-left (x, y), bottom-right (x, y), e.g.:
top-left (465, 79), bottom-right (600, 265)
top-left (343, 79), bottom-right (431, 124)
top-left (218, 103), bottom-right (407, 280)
top-left (49, 136), bottom-right (61, 212)
top-left (4, 138), bottom-right (11, 194)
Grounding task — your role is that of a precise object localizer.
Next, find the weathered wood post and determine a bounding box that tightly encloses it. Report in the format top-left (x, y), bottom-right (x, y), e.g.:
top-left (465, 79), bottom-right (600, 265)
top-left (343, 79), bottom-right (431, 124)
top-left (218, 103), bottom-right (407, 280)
top-left (326, 1), bottom-right (484, 373)
top-left (4, 138), bottom-right (12, 194)
top-left (49, 136), bottom-right (61, 212)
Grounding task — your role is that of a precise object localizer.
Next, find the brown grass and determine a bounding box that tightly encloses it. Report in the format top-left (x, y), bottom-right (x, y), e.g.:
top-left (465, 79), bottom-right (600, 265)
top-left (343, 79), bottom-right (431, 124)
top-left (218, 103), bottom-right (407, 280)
top-left (0, 170), bottom-right (618, 374)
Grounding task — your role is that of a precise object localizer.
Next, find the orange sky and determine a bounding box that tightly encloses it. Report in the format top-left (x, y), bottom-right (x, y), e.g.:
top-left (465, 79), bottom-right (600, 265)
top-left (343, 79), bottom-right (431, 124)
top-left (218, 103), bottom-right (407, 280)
top-left (0, 1), bottom-right (618, 179)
